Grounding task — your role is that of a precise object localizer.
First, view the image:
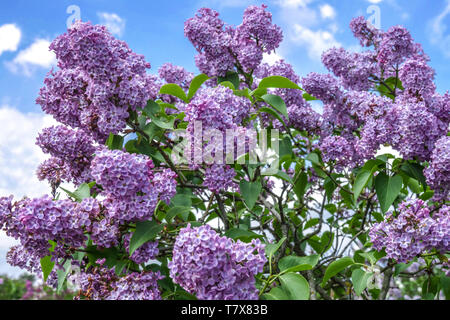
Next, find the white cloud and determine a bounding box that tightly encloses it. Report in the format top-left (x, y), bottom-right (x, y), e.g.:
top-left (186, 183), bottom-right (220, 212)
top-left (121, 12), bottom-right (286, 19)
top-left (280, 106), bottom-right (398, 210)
top-left (319, 4), bottom-right (336, 20)
top-left (97, 12), bottom-right (126, 37)
top-left (291, 24), bottom-right (341, 60)
top-left (0, 106), bottom-right (59, 274)
top-left (0, 24), bottom-right (21, 56)
top-left (429, 0), bottom-right (450, 58)
top-left (276, 0), bottom-right (314, 8)
top-left (198, 0), bottom-right (254, 8)
top-left (0, 106), bottom-right (56, 199)
top-left (263, 51), bottom-right (283, 65)
top-left (367, 0), bottom-right (383, 3)
top-left (5, 39), bottom-right (56, 76)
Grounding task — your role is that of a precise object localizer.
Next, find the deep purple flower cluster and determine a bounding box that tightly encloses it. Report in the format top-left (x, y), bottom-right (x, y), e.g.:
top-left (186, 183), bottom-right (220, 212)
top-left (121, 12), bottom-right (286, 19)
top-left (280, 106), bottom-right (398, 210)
top-left (185, 5), bottom-right (282, 77)
top-left (36, 21), bottom-right (158, 142)
top-left (424, 136), bottom-right (450, 202)
top-left (168, 224), bottom-right (266, 300)
top-left (370, 199), bottom-right (450, 263)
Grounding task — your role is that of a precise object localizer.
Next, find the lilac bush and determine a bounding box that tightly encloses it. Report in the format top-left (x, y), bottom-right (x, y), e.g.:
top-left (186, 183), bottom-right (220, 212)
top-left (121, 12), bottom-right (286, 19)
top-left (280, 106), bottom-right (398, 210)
top-left (0, 5), bottom-right (448, 301)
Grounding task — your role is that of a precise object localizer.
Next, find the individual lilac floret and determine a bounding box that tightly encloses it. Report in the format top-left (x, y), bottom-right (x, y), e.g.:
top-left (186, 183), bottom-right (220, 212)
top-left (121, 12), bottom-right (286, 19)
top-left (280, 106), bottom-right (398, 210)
top-left (168, 224), bottom-right (266, 300)
top-left (123, 233), bottom-right (159, 264)
top-left (370, 199), bottom-right (450, 263)
top-left (349, 16), bottom-right (382, 47)
top-left (424, 136), bottom-right (450, 202)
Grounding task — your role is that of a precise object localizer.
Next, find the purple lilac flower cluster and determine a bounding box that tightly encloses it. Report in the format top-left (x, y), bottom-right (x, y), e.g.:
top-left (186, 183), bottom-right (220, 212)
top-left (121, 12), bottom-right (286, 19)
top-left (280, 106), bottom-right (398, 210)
top-left (301, 17), bottom-right (449, 171)
top-left (75, 260), bottom-right (163, 300)
top-left (36, 125), bottom-right (95, 185)
top-left (106, 271), bottom-right (163, 300)
top-left (36, 21), bottom-right (158, 142)
top-left (168, 224), bottom-right (266, 300)
top-left (185, 5), bottom-right (282, 77)
top-left (370, 199), bottom-right (450, 263)
top-left (184, 86), bottom-right (252, 192)
top-left (91, 148), bottom-right (177, 223)
top-left (424, 136), bottom-right (450, 202)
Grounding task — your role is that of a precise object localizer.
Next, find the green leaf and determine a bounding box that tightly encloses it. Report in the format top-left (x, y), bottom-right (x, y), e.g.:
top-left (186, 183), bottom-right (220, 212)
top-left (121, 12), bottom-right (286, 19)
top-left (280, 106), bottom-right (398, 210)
top-left (306, 152), bottom-right (321, 166)
top-left (303, 93), bottom-right (318, 101)
top-left (129, 220), bottom-right (164, 255)
top-left (293, 172), bottom-right (308, 201)
top-left (304, 218), bottom-right (320, 230)
top-left (217, 71), bottom-right (240, 90)
top-left (159, 83), bottom-right (188, 103)
top-left (401, 162), bottom-right (427, 187)
top-left (239, 180), bottom-right (262, 210)
top-left (265, 237), bottom-right (287, 262)
top-left (40, 240), bottom-right (56, 283)
top-left (225, 228), bottom-right (264, 242)
top-left (353, 168), bottom-right (375, 202)
top-left (151, 116), bottom-right (175, 130)
top-left (258, 76), bottom-right (302, 90)
top-left (143, 100), bottom-right (161, 117)
top-left (279, 255), bottom-right (319, 273)
top-left (106, 133), bottom-right (124, 150)
top-left (279, 273), bottom-right (310, 300)
top-left (262, 287), bottom-right (290, 300)
top-left (165, 206), bottom-right (191, 222)
top-left (218, 81), bottom-right (236, 90)
top-left (322, 257), bottom-right (355, 286)
top-left (40, 256), bottom-right (55, 283)
top-left (352, 269), bottom-right (373, 296)
top-left (375, 173), bottom-right (403, 213)
top-left (57, 259), bottom-right (72, 293)
top-left (60, 183), bottom-right (91, 202)
top-left (259, 107), bottom-right (287, 127)
top-left (187, 74), bottom-right (209, 101)
top-left (261, 94), bottom-right (288, 118)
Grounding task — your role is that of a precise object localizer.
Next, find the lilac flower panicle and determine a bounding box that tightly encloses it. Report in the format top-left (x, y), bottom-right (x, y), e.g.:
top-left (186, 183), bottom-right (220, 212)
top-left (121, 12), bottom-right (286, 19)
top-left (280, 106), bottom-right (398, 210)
top-left (168, 224), bottom-right (266, 300)
top-left (370, 199), bottom-right (450, 263)
top-left (424, 136), bottom-right (450, 201)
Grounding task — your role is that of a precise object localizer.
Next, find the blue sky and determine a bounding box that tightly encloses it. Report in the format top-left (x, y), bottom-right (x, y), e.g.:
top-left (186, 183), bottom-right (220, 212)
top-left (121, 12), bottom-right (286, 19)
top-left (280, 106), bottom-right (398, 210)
top-left (0, 0), bottom-right (449, 276)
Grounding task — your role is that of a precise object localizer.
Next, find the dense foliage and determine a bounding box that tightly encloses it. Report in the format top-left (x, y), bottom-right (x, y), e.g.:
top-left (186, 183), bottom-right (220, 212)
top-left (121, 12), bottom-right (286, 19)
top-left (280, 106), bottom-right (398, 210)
top-left (0, 5), bottom-right (448, 300)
